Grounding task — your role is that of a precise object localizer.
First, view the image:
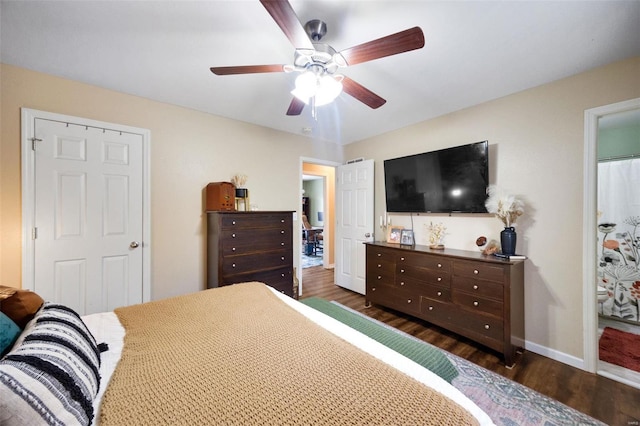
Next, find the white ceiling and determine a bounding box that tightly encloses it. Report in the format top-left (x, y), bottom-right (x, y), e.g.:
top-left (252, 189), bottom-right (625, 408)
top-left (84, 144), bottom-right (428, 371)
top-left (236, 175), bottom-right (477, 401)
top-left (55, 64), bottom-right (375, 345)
top-left (2, 1), bottom-right (639, 145)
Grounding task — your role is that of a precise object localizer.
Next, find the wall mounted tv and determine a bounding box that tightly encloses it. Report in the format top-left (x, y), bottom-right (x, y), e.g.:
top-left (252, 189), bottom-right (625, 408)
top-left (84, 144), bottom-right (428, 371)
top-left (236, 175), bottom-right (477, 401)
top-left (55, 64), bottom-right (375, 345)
top-left (384, 141), bottom-right (489, 213)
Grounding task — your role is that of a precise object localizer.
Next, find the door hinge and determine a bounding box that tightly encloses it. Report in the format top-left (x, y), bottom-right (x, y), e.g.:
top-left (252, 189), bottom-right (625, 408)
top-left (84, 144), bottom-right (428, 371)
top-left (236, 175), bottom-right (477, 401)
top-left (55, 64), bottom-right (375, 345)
top-left (30, 137), bottom-right (42, 150)
top-left (32, 227), bottom-right (38, 240)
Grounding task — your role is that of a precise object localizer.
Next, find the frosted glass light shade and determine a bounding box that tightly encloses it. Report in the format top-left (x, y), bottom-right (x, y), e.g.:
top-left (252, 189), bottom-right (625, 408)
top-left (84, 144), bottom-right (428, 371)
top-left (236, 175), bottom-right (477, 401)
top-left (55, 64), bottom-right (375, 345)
top-left (291, 71), bottom-right (342, 106)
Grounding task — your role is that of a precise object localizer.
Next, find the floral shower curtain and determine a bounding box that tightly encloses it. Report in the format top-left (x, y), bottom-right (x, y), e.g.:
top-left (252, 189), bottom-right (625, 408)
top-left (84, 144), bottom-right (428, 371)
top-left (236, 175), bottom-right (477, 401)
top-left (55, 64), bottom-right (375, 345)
top-left (597, 158), bottom-right (640, 323)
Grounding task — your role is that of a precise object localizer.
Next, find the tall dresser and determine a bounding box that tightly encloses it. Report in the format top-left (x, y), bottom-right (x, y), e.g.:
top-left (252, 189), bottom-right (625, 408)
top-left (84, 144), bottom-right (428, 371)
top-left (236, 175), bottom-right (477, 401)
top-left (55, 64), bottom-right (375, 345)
top-left (207, 211), bottom-right (294, 297)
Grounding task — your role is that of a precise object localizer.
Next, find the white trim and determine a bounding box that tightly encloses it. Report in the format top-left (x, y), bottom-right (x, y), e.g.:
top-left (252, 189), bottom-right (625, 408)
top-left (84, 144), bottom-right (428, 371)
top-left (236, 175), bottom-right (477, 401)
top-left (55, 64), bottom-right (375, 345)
top-left (20, 108), bottom-right (152, 303)
top-left (582, 98), bottom-right (640, 374)
top-left (524, 340), bottom-right (585, 370)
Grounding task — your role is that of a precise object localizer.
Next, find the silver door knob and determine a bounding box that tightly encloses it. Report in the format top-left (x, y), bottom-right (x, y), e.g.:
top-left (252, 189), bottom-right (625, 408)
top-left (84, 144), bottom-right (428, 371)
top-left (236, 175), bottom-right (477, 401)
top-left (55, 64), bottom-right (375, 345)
top-left (365, 233), bottom-right (371, 238)
top-left (130, 241), bottom-right (140, 249)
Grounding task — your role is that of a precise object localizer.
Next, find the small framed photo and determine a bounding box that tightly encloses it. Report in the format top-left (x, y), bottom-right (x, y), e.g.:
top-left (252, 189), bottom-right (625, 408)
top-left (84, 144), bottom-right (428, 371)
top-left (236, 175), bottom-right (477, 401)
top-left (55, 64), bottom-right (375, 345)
top-left (386, 226), bottom-right (404, 244)
top-left (400, 229), bottom-right (415, 246)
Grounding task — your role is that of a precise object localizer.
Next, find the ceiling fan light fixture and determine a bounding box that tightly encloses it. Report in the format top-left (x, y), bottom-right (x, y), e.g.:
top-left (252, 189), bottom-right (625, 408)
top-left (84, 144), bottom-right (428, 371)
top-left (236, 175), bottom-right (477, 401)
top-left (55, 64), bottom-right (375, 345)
top-left (291, 71), bottom-right (343, 106)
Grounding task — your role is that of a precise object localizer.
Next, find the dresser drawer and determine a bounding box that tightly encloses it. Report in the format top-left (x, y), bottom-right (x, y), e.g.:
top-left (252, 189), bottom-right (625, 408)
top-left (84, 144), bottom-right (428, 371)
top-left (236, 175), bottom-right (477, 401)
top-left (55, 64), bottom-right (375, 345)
top-left (452, 291), bottom-right (503, 318)
top-left (220, 228), bottom-right (291, 255)
top-left (366, 257), bottom-right (395, 275)
top-left (450, 310), bottom-right (504, 343)
top-left (222, 268), bottom-right (293, 296)
top-left (221, 213), bottom-right (291, 229)
top-left (372, 287), bottom-right (421, 315)
top-left (367, 246), bottom-right (397, 263)
top-left (453, 260), bottom-right (504, 282)
top-left (222, 251), bottom-right (291, 275)
top-left (398, 252), bottom-right (451, 272)
top-left (419, 297), bottom-right (457, 323)
top-left (397, 265), bottom-right (450, 287)
top-left (418, 282), bottom-right (451, 302)
top-left (366, 266), bottom-right (395, 287)
top-left (452, 276), bottom-right (503, 300)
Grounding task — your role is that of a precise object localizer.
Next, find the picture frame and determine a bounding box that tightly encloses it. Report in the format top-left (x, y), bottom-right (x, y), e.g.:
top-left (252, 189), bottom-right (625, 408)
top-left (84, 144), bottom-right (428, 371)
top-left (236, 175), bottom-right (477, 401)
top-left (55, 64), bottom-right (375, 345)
top-left (400, 229), bottom-right (415, 246)
top-left (386, 226), bottom-right (404, 244)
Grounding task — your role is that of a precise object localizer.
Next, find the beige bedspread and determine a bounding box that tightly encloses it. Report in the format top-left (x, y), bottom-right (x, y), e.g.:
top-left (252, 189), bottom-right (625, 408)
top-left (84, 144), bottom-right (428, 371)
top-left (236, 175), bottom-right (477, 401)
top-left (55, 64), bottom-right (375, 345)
top-left (100, 282), bottom-right (478, 425)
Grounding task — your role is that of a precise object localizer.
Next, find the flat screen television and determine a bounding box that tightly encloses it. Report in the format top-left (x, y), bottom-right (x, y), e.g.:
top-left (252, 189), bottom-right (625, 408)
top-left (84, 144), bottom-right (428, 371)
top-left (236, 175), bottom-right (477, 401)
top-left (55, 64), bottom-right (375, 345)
top-left (384, 141), bottom-right (489, 213)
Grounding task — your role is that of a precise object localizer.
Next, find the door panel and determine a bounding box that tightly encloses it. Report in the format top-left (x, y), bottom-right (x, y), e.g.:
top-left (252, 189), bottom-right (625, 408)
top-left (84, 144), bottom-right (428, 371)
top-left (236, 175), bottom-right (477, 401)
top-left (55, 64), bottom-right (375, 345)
top-left (335, 160), bottom-right (374, 294)
top-left (33, 118), bottom-right (144, 315)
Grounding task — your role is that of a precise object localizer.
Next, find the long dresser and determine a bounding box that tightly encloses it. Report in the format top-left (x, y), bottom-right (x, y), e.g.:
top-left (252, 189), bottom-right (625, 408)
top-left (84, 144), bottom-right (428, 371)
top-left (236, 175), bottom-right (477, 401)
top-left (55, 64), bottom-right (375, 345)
top-left (207, 211), bottom-right (294, 297)
top-left (365, 242), bottom-right (524, 366)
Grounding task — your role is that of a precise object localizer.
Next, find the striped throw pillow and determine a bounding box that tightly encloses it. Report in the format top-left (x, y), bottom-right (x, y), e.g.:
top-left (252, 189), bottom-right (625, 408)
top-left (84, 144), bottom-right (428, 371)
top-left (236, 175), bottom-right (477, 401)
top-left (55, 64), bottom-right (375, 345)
top-left (0, 303), bottom-right (102, 426)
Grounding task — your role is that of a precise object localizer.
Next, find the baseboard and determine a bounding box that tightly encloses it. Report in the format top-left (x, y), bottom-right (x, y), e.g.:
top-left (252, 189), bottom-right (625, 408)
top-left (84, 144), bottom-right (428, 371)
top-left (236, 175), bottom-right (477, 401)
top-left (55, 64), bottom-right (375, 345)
top-left (524, 340), bottom-right (585, 370)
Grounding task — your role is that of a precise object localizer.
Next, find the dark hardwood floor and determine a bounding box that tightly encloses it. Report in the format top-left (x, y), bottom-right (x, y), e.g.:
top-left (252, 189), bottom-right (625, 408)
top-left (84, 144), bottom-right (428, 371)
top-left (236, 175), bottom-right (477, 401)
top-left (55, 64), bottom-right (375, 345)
top-left (300, 266), bottom-right (640, 426)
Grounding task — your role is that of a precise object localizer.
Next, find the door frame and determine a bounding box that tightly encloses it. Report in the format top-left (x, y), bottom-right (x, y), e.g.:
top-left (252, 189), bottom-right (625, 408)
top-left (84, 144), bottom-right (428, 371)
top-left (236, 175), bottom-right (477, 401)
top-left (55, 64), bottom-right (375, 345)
top-left (21, 108), bottom-right (152, 303)
top-left (299, 157), bottom-right (340, 296)
top-left (583, 98), bottom-right (640, 376)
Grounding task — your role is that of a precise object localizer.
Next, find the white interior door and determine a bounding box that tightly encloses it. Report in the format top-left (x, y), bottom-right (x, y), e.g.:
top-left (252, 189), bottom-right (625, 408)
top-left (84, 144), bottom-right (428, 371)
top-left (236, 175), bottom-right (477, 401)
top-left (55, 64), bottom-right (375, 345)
top-left (335, 159), bottom-right (374, 294)
top-left (23, 110), bottom-right (149, 315)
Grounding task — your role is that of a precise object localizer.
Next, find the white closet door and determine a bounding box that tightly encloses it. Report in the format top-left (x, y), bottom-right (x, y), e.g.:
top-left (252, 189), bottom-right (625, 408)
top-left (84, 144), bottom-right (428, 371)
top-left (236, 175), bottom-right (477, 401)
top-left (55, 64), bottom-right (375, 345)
top-left (32, 117), bottom-right (144, 315)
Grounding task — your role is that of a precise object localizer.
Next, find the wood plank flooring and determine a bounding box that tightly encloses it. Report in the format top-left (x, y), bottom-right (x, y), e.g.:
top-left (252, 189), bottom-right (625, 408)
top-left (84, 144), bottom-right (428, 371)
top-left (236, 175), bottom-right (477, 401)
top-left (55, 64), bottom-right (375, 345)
top-left (300, 266), bottom-right (640, 426)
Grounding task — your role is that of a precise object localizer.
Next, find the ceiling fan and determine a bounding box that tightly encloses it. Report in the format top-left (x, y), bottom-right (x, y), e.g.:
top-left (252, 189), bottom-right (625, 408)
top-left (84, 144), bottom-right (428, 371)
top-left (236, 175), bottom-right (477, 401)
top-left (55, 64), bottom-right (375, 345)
top-left (210, 0), bottom-right (425, 116)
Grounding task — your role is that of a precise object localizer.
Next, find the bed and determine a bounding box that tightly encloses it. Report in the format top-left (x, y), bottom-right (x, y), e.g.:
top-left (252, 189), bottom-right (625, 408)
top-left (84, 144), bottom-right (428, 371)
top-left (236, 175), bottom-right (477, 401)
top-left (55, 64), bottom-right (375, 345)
top-left (1, 282), bottom-right (494, 425)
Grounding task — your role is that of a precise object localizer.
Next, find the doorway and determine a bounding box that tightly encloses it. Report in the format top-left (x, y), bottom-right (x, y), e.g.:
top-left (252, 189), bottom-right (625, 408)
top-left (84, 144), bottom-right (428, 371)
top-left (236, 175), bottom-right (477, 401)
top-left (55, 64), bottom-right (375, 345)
top-left (299, 160), bottom-right (337, 296)
top-left (584, 98), bottom-right (640, 389)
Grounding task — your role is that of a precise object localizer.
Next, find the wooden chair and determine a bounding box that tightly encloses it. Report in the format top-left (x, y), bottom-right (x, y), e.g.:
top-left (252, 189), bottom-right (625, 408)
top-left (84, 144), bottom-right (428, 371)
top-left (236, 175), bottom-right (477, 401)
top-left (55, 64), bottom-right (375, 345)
top-left (302, 214), bottom-right (323, 255)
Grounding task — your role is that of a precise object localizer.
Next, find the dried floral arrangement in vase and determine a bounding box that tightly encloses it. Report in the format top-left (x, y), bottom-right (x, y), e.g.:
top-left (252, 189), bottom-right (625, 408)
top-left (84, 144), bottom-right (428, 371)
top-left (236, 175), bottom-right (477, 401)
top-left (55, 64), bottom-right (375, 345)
top-left (426, 222), bottom-right (446, 249)
top-left (485, 185), bottom-right (525, 255)
top-left (231, 174), bottom-right (248, 198)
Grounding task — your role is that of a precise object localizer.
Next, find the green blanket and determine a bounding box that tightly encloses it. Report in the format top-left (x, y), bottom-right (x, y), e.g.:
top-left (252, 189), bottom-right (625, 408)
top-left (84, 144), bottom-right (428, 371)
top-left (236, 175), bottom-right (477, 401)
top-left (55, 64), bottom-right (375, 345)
top-left (299, 297), bottom-right (458, 383)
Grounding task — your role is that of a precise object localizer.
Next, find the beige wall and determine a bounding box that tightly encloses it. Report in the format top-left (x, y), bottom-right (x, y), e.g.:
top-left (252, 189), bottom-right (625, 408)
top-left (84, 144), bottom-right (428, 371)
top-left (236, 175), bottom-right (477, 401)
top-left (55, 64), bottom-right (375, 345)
top-left (0, 64), bottom-right (343, 299)
top-left (345, 56), bottom-right (640, 361)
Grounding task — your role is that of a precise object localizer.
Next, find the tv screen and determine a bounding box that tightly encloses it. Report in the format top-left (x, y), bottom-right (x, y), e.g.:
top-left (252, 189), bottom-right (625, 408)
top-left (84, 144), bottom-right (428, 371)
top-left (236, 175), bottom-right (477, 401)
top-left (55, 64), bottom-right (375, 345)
top-left (384, 141), bottom-right (489, 213)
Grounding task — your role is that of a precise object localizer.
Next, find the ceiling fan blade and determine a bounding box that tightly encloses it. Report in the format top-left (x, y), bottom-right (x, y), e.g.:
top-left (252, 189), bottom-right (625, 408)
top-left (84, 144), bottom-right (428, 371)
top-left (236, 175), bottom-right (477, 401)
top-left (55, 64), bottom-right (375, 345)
top-left (338, 27), bottom-right (425, 66)
top-left (286, 97), bottom-right (306, 116)
top-left (210, 65), bottom-right (286, 75)
top-left (341, 76), bottom-right (386, 109)
top-left (260, 0), bottom-right (314, 50)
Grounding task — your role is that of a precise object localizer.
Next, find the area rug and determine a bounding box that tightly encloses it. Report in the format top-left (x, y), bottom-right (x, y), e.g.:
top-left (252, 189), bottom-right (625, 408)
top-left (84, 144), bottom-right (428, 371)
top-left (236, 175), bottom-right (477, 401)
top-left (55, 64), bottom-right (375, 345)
top-left (599, 326), bottom-right (640, 373)
top-left (301, 297), bottom-right (606, 426)
top-left (301, 253), bottom-right (322, 268)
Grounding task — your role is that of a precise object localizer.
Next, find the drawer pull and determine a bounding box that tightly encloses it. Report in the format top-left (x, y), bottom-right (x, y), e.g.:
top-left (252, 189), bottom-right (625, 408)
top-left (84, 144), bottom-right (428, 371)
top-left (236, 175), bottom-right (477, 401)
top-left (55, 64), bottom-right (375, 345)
top-left (281, 273), bottom-right (285, 277)
top-left (372, 287), bottom-right (376, 291)
top-left (281, 230), bottom-right (285, 234)
top-left (281, 242), bottom-right (285, 246)
top-left (429, 306), bottom-right (434, 311)
top-left (474, 269), bottom-right (479, 275)
top-left (232, 263), bottom-right (236, 268)
top-left (281, 257), bottom-right (285, 261)
top-left (232, 220), bottom-right (236, 225)
top-left (437, 277), bottom-right (442, 282)
top-left (407, 299), bottom-right (412, 304)
top-left (437, 291), bottom-right (442, 296)
top-left (400, 269), bottom-right (405, 273)
top-left (377, 253), bottom-right (381, 257)
top-left (437, 263), bottom-right (442, 268)
top-left (377, 276), bottom-right (382, 280)
top-left (281, 219), bottom-right (285, 223)
top-left (400, 281), bottom-right (405, 286)
top-left (484, 324), bottom-right (490, 330)
top-left (473, 301), bottom-right (479, 307)
top-left (473, 285), bottom-right (478, 290)
top-left (400, 257), bottom-right (405, 261)
top-left (377, 264), bottom-right (382, 268)
top-left (231, 233), bottom-right (236, 238)
top-left (232, 247), bottom-right (236, 252)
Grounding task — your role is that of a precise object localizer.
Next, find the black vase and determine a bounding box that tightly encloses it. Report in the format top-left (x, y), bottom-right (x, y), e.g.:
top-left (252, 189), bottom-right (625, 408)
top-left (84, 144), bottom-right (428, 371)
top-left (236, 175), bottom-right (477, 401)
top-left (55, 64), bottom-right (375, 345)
top-left (501, 227), bottom-right (517, 255)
